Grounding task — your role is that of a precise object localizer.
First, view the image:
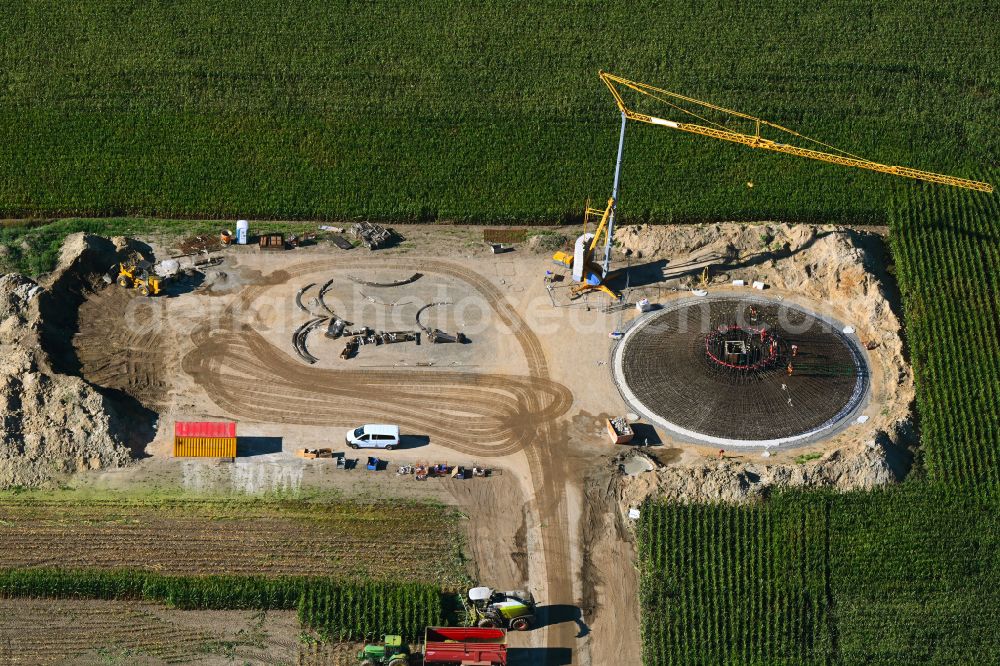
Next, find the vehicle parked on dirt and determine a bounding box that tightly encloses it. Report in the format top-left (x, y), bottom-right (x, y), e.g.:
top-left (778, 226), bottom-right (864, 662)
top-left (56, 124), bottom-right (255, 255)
top-left (357, 628), bottom-right (506, 666)
top-left (346, 424), bottom-right (400, 450)
top-left (106, 260), bottom-right (163, 296)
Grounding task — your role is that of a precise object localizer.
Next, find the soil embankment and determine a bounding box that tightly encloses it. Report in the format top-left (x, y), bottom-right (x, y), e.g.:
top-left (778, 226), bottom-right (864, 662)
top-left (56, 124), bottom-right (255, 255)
top-left (0, 233), bottom-right (156, 488)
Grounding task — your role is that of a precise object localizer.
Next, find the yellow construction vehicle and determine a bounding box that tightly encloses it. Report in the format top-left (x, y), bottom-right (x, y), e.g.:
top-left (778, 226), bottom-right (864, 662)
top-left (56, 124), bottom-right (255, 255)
top-left (112, 260), bottom-right (163, 296)
top-left (555, 72), bottom-right (993, 299)
top-left (552, 198), bottom-right (621, 299)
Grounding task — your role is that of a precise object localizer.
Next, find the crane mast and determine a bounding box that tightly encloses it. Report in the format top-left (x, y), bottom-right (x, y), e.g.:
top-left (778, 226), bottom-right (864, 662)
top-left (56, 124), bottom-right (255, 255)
top-left (602, 111), bottom-right (628, 276)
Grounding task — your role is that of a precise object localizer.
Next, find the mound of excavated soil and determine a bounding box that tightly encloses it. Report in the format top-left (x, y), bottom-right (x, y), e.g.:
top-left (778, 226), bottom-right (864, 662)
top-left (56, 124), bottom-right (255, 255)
top-left (0, 233), bottom-right (153, 488)
top-left (616, 223), bottom-right (904, 353)
top-left (617, 429), bottom-right (909, 511)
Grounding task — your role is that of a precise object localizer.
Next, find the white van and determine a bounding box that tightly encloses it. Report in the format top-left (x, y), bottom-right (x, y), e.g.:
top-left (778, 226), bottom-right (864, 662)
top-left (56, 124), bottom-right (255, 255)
top-left (345, 424), bottom-right (400, 450)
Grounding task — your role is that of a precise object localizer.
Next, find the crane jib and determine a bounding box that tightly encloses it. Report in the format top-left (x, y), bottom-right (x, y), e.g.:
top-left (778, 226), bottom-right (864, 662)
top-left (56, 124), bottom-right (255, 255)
top-left (605, 72), bottom-right (993, 194)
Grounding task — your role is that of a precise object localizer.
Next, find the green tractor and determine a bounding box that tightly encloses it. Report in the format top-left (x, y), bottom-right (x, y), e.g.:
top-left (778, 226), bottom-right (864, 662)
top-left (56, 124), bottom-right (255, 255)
top-left (357, 634), bottom-right (409, 666)
top-left (466, 586), bottom-right (536, 631)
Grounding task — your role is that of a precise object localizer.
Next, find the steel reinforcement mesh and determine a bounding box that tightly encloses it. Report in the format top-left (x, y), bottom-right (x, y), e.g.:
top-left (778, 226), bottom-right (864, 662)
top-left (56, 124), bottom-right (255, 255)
top-left (618, 298), bottom-right (867, 442)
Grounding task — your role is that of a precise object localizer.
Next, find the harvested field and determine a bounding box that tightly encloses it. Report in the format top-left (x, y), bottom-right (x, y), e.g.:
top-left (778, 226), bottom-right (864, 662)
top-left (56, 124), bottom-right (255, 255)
top-left (0, 599), bottom-right (307, 665)
top-left (0, 497), bottom-right (465, 585)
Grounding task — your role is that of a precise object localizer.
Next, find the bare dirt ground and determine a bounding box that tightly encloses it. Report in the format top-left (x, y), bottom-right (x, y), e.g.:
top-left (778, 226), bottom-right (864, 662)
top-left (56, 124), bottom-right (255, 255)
top-left (0, 221), bottom-right (914, 665)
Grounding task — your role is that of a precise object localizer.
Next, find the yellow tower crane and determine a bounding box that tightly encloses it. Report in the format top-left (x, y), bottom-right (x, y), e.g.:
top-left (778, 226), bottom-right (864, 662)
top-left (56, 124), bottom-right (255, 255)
top-left (558, 72), bottom-right (994, 299)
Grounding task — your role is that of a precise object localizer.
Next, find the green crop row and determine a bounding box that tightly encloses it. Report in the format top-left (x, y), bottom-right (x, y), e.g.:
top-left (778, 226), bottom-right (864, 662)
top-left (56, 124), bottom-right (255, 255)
top-left (638, 487), bottom-right (1000, 665)
top-left (0, 568), bottom-right (443, 641)
top-left (890, 175), bottom-right (1000, 491)
top-left (637, 496), bottom-right (831, 664)
top-left (299, 581), bottom-right (443, 642)
top-left (0, 1), bottom-right (995, 223)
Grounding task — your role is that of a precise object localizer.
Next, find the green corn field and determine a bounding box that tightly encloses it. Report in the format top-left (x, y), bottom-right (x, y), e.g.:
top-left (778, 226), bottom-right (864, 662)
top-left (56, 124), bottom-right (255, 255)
top-left (298, 580), bottom-right (443, 641)
top-left (638, 487), bottom-right (1000, 665)
top-left (0, 569), bottom-right (444, 641)
top-left (637, 496), bottom-right (832, 664)
top-left (891, 175), bottom-right (1000, 491)
top-left (0, 1), bottom-right (995, 223)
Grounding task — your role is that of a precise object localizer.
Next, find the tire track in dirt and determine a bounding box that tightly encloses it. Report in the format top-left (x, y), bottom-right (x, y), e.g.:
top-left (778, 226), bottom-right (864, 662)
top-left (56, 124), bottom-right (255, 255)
top-left (184, 329), bottom-right (570, 458)
top-left (74, 287), bottom-right (173, 407)
top-left (183, 258), bottom-right (581, 664)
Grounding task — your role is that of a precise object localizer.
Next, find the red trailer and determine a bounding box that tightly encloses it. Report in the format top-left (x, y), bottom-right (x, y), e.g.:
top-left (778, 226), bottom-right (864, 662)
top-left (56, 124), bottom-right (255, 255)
top-left (423, 627), bottom-right (507, 665)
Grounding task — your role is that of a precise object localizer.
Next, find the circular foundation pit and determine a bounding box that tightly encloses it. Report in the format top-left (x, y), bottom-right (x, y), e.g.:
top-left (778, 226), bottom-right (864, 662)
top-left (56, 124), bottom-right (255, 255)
top-left (612, 296), bottom-right (869, 447)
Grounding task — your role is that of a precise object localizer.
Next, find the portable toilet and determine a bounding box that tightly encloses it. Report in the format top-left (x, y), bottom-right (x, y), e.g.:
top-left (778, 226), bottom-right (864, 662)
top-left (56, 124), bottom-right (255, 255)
top-left (236, 219), bottom-right (249, 245)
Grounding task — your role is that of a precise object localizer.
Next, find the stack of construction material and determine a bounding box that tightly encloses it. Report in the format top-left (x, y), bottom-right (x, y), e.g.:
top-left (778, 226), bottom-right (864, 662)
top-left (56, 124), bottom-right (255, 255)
top-left (296, 448), bottom-right (334, 459)
top-left (258, 233), bottom-right (285, 251)
top-left (350, 221), bottom-right (395, 250)
top-left (606, 416), bottom-right (634, 445)
top-left (173, 421), bottom-right (237, 457)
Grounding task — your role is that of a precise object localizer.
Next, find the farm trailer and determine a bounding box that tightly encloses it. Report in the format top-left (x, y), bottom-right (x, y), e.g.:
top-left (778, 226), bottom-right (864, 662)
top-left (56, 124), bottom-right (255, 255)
top-left (422, 626), bottom-right (507, 665)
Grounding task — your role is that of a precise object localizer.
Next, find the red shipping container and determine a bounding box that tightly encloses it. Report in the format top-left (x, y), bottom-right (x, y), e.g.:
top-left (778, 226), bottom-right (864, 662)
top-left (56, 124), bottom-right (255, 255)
top-left (173, 421), bottom-right (237, 458)
top-left (174, 421), bottom-right (237, 438)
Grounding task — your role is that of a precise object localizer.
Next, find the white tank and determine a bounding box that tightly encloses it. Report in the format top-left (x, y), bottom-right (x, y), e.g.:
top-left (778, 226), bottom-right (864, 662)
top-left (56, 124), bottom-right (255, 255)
top-left (572, 233), bottom-right (595, 282)
top-left (236, 219), bottom-right (249, 245)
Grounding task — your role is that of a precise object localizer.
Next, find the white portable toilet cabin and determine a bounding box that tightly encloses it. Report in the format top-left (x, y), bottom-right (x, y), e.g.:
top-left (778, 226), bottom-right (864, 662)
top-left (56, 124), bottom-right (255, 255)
top-left (236, 219), bottom-right (249, 245)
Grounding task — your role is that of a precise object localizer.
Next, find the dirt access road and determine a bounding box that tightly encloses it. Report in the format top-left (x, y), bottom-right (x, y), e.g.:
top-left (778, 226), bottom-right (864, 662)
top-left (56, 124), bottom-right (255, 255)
top-left (169, 252), bottom-right (631, 665)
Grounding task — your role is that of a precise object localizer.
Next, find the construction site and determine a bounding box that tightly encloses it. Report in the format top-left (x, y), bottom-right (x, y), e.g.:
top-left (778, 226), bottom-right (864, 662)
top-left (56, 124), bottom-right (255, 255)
top-left (0, 212), bottom-right (918, 661)
top-left (0, 69), bottom-right (991, 665)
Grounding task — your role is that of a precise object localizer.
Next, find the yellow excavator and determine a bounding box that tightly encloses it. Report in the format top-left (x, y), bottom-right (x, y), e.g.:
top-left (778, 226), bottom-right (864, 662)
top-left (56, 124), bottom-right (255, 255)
top-left (111, 260), bottom-right (163, 296)
top-left (555, 72), bottom-right (993, 298)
